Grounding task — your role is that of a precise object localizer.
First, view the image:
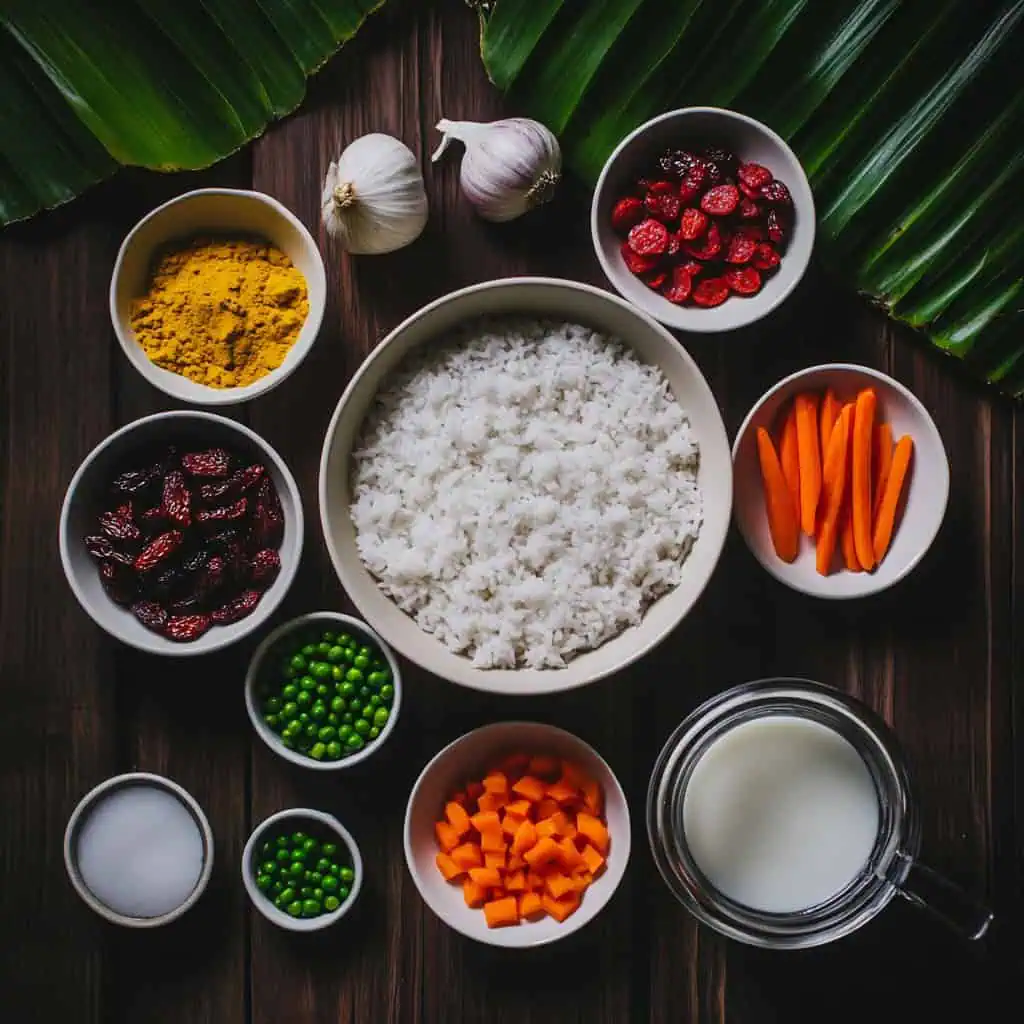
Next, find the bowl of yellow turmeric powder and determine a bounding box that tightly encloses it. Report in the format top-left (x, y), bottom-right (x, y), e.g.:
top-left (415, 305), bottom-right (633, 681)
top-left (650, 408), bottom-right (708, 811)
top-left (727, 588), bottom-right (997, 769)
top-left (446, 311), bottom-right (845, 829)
top-left (110, 188), bottom-right (327, 405)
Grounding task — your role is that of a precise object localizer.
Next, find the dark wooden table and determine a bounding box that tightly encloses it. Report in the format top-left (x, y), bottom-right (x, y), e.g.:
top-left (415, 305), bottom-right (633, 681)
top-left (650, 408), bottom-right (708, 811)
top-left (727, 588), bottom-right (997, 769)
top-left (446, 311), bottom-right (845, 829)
top-left (2, 3), bottom-right (1020, 1021)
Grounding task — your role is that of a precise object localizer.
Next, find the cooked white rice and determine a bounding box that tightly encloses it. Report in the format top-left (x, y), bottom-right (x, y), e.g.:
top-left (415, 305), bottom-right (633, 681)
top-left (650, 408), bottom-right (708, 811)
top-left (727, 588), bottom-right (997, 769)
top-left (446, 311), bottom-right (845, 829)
top-left (349, 317), bottom-right (702, 669)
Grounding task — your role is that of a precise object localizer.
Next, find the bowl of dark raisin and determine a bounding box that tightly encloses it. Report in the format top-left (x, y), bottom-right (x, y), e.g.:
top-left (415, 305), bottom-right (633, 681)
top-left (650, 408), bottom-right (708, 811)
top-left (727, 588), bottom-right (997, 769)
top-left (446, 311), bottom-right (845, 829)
top-left (591, 107), bottom-right (815, 333)
top-left (59, 410), bottom-right (303, 655)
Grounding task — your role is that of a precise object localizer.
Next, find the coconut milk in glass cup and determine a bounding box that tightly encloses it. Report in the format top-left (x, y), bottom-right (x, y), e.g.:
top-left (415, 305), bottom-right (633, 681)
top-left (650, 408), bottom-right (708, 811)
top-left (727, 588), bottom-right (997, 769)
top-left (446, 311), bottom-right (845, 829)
top-left (647, 678), bottom-right (992, 949)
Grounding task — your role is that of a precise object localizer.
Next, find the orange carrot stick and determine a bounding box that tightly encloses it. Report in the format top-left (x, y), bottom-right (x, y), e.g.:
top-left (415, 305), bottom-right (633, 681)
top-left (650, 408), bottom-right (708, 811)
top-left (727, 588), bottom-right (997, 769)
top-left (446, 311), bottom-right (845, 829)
top-left (819, 388), bottom-right (840, 460)
top-left (794, 393), bottom-right (821, 536)
top-left (873, 436), bottom-right (914, 563)
top-left (816, 405), bottom-right (852, 575)
top-left (872, 422), bottom-right (894, 522)
top-left (779, 404), bottom-right (801, 519)
top-left (851, 389), bottom-right (877, 571)
top-left (756, 427), bottom-right (799, 563)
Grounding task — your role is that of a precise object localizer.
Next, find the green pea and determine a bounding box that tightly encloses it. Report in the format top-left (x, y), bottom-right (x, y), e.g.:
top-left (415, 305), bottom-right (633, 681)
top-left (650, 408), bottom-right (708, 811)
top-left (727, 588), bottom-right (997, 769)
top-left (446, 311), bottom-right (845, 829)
top-left (339, 866), bottom-right (355, 883)
top-left (300, 886), bottom-right (313, 898)
top-left (340, 681), bottom-right (356, 698)
top-left (284, 901), bottom-right (301, 917)
top-left (312, 887), bottom-right (324, 902)
top-left (282, 701), bottom-right (298, 719)
top-left (296, 690), bottom-right (312, 708)
top-left (346, 733), bottom-right (365, 752)
top-left (326, 740), bottom-right (343, 759)
top-left (359, 704), bottom-right (373, 721)
top-left (354, 718), bottom-right (371, 736)
top-left (315, 641), bottom-right (331, 655)
top-left (264, 697), bottom-right (283, 714)
top-left (331, 666), bottom-right (344, 682)
top-left (342, 647), bottom-right (355, 663)
top-left (321, 630), bottom-right (336, 643)
top-left (368, 726), bottom-right (380, 740)
top-left (338, 885), bottom-right (351, 900)
top-left (281, 736), bottom-right (295, 749)
top-left (289, 654), bottom-right (307, 673)
top-left (327, 645), bottom-right (345, 663)
top-left (315, 857), bottom-right (331, 873)
top-left (298, 712), bottom-right (310, 724)
top-left (322, 842), bottom-right (339, 858)
top-left (317, 683), bottom-right (331, 697)
top-left (284, 720), bottom-right (302, 738)
top-left (345, 667), bottom-right (363, 683)
top-left (278, 886), bottom-right (296, 905)
top-left (373, 707), bottom-right (390, 728)
top-left (367, 671), bottom-right (385, 687)
top-left (301, 644), bottom-right (317, 657)
top-left (260, 860), bottom-right (277, 875)
top-left (303, 837), bottom-right (319, 855)
top-left (256, 874), bottom-right (272, 891)
top-left (369, 694), bottom-right (382, 708)
top-left (301, 899), bottom-right (321, 918)
top-left (337, 633), bottom-right (352, 646)
top-left (282, 683), bottom-right (299, 701)
top-left (342, 712), bottom-right (354, 725)
top-left (299, 675), bottom-right (317, 691)
top-left (317, 725), bottom-right (337, 742)
top-left (305, 723), bottom-right (318, 738)
top-left (271, 881), bottom-right (284, 896)
top-left (380, 683), bottom-right (395, 702)
top-left (331, 696), bottom-right (346, 713)
top-left (276, 836), bottom-right (290, 849)
top-left (337, 724), bottom-right (352, 740)
top-left (264, 714), bottom-right (280, 729)
top-left (359, 685), bottom-right (371, 699)
top-left (290, 848), bottom-right (307, 863)
top-left (353, 654), bottom-right (371, 670)
top-left (358, 645), bottom-right (372, 657)
top-left (310, 742), bottom-right (327, 760)
top-left (292, 831), bottom-right (307, 843)
top-left (281, 666), bottom-right (297, 682)
top-left (327, 713), bottom-right (340, 727)
top-left (275, 848), bottom-right (290, 864)
top-left (324, 895), bottom-right (341, 912)
top-left (322, 874), bottom-right (339, 892)
top-left (312, 661), bottom-right (331, 680)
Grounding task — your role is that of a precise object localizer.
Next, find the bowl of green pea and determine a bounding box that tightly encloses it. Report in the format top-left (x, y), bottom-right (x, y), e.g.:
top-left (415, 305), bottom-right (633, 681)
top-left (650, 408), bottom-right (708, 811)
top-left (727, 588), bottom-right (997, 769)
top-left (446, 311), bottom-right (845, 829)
top-left (245, 611), bottom-right (401, 769)
top-left (242, 808), bottom-right (362, 931)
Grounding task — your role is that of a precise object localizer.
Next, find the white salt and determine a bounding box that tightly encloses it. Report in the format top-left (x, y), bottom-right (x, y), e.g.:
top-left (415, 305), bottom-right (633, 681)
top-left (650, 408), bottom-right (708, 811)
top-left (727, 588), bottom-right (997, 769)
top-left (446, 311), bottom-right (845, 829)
top-left (76, 785), bottom-right (205, 918)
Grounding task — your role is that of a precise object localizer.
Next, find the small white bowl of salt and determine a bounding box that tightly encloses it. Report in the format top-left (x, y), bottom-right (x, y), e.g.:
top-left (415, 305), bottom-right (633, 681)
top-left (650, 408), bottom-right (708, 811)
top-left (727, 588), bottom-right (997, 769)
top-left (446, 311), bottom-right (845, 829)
top-left (64, 772), bottom-right (214, 928)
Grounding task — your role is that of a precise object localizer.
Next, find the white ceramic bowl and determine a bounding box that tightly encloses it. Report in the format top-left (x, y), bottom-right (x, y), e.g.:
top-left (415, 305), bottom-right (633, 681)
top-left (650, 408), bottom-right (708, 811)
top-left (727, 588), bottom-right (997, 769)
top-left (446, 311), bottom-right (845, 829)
top-left (732, 363), bottom-right (949, 598)
top-left (319, 277), bottom-right (732, 695)
top-left (404, 721), bottom-right (630, 948)
top-left (64, 772), bottom-right (214, 928)
top-left (244, 611), bottom-right (402, 770)
top-left (59, 410), bottom-right (303, 655)
top-left (242, 808), bottom-right (363, 932)
top-left (110, 188), bottom-right (327, 405)
top-left (591, 107), bottom-right (815, 333)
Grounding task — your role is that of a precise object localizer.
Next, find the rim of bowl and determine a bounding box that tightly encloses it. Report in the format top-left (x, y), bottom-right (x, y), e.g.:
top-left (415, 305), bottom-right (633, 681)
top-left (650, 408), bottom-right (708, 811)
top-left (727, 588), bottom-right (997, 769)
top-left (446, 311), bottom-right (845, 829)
top-left (58, 409), bottom-right (304, 656)
top-left (731, 362), bottom-right (950, 599)
top-left (244, 611), bottom-right (402, 770)
top-left (64, 772), bottom-right (215, 928)
top-left (318, 274), bottom-right (733, 695)
top-left (241, 808), bottom-right (363, 931)
top-left (109, 187), bottom-right (327, 406)
top-left (402, 721), bottom-right (631, 947)
top-left (590, 106), bottom-right (816, 334)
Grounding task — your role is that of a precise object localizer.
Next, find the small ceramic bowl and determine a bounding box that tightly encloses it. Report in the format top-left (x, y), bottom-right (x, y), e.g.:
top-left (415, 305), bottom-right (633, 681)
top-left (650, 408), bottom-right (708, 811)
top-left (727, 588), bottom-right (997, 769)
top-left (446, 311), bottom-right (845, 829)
top-left (404, 721), bottom-right (630, 949)
top-left (591, 107), bottom-right (815, 333)
top-left (245, 611), bottom-right (402, 770)
top-left (242, 808), bottom-right (363, 931)
top-left (732, 363), bottom-right (949, 598)
top-left (110, 188), bottom-right (327, 405)
top-left (64, 772), bottom-right (214, 928)
top-left (59, 409), bottom-right (303, 656)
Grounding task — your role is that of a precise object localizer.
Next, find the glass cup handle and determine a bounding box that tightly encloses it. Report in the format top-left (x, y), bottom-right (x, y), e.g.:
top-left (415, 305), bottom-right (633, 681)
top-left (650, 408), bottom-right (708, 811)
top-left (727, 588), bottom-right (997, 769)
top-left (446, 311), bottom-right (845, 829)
top-left (892, 852), bottom-right (993, 940)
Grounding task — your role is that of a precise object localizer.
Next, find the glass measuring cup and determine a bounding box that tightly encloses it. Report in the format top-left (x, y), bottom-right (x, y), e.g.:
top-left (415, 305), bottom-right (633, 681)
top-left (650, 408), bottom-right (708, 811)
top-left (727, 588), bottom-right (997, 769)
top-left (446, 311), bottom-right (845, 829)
top-left (646, 678), bottom-right (993, 949)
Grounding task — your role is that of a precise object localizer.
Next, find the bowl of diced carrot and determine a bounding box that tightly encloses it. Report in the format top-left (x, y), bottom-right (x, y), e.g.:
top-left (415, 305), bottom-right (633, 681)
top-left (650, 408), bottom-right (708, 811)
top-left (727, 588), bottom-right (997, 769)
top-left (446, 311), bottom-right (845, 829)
top-left (732, 363), bottom-right (949, 599)
top-left (403, 721), bottom-right (630, 948)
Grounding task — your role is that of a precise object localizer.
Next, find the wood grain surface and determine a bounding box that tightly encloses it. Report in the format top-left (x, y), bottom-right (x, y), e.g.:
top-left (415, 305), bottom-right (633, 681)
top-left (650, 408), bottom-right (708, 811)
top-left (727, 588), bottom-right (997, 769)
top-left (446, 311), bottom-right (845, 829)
top-left (0, 2), bottom-right (1020, 1021)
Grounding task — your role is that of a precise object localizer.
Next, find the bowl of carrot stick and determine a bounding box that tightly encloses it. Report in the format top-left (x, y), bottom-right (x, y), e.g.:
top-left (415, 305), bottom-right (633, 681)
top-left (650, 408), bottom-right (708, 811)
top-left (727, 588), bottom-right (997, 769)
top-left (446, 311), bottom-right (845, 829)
top-left (403, 721), bottom-right (630, 948)
top-left (732, 363), bottom-right (949, 599)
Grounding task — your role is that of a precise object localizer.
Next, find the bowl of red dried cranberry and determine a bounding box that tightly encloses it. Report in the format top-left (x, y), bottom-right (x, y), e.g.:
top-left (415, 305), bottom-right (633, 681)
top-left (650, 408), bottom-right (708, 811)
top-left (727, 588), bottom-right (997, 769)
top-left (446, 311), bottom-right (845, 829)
top-left (591, 107), bottom-right (815, 333)
top-left (59, 410), bottom-right (303, 656)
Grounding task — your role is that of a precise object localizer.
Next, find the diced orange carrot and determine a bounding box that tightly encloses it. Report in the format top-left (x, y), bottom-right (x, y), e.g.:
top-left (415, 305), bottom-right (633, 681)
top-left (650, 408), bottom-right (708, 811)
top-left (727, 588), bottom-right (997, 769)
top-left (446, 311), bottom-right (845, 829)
top-left (542, 891), bottom-right (580, 922)
top-left (484, 896), bottom-right (519, 928)
top-left (535, 798), bottom-right (559, 820)
top-left (556, 837), bottom-right (584, 871)
top-left (546, 780), bottom-right (578, 804)
top-left (445, 801), bottom-right (471, 836)
top-left (484, 851), bottom-right (506, 871)
top-left (569, 870), bottom-right (593, 892)
top-left (507, 853), bottom-right (525, 872)
top-left (548, 810), bottom-right (572, 834)
top-left (470, 809), bottom-right (501, 833)
top-left (528, 754), bottom-right (560, 779)
top-left (466, 781), bottom-right (484, 802)
top-left (468, 866), bottom-right (503, 888)
top-left (501, 813), bottom-right (525, 838)
top-left (435, 852), bottom-right (464, 881)
top-left (435, 821), bottom-right (460, 852)
top-left (576, 812), bottom-right (609, 854)
top-left (463, 878), bottom-right (487, 908)
top-left (519, 891), bottom-right (543, 918)
top-left (580, 843), bottom-right (605, 876)
top-left (535, 819), bottom-right (558, 840)
top-left (483, 771), bottom-right (508, 794)
top-left (476, 791), bottom-right (507, 814)
top-left (480, 828), bottom-right (506, 854)
top-left (526, 870), bottom-right (544, 891)
top-left (450, 842), bottom-right (482, 870)
top-left (504, 798), bottom-right (531, 817)
top-left (510, 819), bottom-right (537, 856)
top-left (505, 870), bottom-right (526, 892)
top-left (581, 779), bottom-right (603, 816)
top-left (523, 836), bottom-right (559, 869)
top-left (560, 760), bottom-right (588, 789)
top-left (562, 823), bottom-right (577, 841)
top-left (543, 872), bottom-right (576, 900)
top-left (511, 775), bottom-right (546, 802)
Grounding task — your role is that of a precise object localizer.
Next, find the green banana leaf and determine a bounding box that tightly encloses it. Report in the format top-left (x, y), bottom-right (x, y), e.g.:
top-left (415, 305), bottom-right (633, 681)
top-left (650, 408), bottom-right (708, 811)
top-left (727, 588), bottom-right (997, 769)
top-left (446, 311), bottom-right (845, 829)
top-left (0, 0), bottom-right (385, 224)
top-left (479, 0), bottom-right (1024, 399)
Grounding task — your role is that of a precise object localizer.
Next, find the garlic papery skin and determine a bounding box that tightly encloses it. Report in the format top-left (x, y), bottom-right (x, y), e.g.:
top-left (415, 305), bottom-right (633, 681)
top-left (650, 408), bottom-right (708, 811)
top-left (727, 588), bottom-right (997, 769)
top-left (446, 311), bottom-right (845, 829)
top-left (321, 133), bottom-right (429, 254)
top-left (432, 117), bottom-right (561, 222)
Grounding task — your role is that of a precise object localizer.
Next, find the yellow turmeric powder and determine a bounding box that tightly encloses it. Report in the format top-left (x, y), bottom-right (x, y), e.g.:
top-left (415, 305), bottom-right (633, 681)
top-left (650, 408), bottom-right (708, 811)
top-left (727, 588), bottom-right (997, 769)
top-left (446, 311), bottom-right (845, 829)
top-left (130, 236), bottom-right (309, 389)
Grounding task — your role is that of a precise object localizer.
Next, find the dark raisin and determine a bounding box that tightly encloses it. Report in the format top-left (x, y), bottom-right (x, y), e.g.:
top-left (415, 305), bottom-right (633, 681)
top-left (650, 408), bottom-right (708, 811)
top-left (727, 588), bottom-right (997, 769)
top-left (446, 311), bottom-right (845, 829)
top-left (164, 614), bottom-right (213, 642)
top-left (85, 535), bottom-right (114, 559)
top-left (99, 507), bottom-right (140, 542)
top-left (181, 549), bottom-right (210, 574)
top-left (211, 589), bottom-right (262, 625)
top-left (100, 561), bottom-right (137, 605)
top-left (249, 549), bottom-right (281, 589)
top-left (131, 600), bottom-right (168, 631)
top-left (133, 530), bottom-right (184, 573)
top-left (198, 463), bottom-right (266, 504)
top-left (195, 498), bottom-right (248, 528)
top-left (113, 468), bottom-right (157, 495)
top-left (161, 470), bottom-right (192, 528)
top-left (181, 449), bottom-right (231, 478)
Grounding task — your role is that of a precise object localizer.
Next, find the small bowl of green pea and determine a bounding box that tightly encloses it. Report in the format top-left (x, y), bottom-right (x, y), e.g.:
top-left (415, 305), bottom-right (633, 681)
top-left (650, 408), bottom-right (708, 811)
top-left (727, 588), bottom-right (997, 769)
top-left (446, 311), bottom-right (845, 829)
top-left (245, 611), bottom-right (401, 770)
top-left (242, 808), bottom-right (362, 931)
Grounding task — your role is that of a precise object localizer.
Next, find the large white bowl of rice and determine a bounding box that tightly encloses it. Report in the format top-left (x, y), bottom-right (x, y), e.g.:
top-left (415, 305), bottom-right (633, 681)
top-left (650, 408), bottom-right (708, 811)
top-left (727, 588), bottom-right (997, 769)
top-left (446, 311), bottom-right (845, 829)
top-left (319, 278), bottom-right (731, 695)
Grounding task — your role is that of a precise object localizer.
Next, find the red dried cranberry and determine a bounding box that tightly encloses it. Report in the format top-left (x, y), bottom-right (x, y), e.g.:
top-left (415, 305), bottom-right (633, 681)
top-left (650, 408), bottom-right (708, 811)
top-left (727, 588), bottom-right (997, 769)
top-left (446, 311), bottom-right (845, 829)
top-left (738, 197), bottom-right (762, 220)
top-left (679, 208), bottom-right (708, 241)
top-left (662, 265), bottom-right (695, 305)
top-left (620, 242), bottom-right (660, 276)
top-left (627, 218), bottom-right (670, 256)
top-left (678, 163), bottom-right (707, 204)
top-left (665, 230), bottom-right (682, 257)
top-left (684, 222), bottom-right (722, 261)
top-left (643, 270), bottom-right (668, 290)
top-left (678, 260), bottom-right (704, 278)
top-left (610, 196), bottom-right (644, 234)
top-left (644, 191), bottom-right (682, 223)
top-left (692, 278), bottom-right (731, 308)
top-left (725, 233), bottom-right (757, 265)
top-left (725, 266), bottom-right (763, 295)
top-left (738, 162), bottom-right (773, 191)
top-left (752, 243), bottom-right (782, 271)
top-left (760, 180), bottom-right (793, 207)
top-left (767, 208), bottom-right (787, 244)
top-left (700, 184), bottom-right (740, 217)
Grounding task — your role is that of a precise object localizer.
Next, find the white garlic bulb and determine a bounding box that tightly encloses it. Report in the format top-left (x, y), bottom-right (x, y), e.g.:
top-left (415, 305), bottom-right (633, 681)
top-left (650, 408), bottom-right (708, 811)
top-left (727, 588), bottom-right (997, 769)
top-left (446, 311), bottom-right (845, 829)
top-left (432, 117), bottom-right (561, 222)
top-left (321, 133), bottom-right (428, 254)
